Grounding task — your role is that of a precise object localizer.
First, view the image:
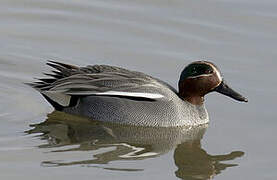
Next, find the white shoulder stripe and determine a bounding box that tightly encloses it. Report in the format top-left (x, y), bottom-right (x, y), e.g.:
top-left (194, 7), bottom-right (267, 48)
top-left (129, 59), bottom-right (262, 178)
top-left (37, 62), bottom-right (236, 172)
top-left (94, 91), bottom-right (164, 99)
top-left (42, 91), bottom-right (164, 106)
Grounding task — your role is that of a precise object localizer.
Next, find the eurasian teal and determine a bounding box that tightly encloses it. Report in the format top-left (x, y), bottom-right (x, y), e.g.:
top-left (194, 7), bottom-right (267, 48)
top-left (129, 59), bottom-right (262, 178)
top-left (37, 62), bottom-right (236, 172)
top-left (30, 60), bottom-right (247, 127)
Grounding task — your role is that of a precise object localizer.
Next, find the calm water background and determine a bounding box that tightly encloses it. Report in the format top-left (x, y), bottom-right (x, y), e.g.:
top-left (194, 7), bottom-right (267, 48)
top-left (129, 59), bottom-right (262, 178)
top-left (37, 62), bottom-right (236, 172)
top-left (0, 0), bottom-right (276, 179)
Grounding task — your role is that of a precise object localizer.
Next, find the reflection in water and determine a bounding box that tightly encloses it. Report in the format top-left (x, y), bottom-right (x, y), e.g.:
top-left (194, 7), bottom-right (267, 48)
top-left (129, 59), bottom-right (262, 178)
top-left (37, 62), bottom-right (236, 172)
top-left (27, 111), bottom-right (244, 179)
top-left (174, 143), bottom-right (243, 180)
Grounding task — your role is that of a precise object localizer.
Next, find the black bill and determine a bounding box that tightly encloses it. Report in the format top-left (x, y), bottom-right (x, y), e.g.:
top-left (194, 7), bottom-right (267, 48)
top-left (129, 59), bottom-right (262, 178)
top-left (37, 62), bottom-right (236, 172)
top-left (214, 80), bottom-right (248, 102)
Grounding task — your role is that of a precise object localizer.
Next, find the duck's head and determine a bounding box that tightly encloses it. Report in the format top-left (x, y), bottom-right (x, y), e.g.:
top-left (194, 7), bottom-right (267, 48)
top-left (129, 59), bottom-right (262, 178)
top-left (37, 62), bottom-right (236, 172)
top-left (178, 61), bottom-right (248, 105)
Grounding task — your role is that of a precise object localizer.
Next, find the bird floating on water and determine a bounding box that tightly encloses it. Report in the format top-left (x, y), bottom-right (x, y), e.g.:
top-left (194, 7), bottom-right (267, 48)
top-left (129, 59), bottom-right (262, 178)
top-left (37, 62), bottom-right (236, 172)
top-left (29, 60), bottom-right (247, 127)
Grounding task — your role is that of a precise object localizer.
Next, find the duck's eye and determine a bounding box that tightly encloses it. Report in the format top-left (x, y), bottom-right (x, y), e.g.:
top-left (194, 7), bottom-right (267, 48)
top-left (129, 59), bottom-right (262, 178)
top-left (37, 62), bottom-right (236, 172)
top-left (206, 69), bottom-right (213, 74)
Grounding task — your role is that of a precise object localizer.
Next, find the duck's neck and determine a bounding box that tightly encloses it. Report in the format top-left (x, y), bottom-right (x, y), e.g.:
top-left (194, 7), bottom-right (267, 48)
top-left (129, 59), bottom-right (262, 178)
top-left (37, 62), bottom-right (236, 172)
top-left (178, 81), bottom-right (205, 106)
top-left (179, 93), bottom-right (204, 106)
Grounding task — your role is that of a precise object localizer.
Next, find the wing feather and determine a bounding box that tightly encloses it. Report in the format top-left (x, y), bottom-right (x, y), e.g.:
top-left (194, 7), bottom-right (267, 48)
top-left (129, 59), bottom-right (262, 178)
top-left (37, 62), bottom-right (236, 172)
top-left (29, 61), bottom-right (167, 108)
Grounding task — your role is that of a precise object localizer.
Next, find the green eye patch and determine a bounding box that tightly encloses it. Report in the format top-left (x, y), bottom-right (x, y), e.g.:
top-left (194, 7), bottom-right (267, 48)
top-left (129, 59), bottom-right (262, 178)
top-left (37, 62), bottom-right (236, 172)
top-left (180, 63), bottom-right (214, 80)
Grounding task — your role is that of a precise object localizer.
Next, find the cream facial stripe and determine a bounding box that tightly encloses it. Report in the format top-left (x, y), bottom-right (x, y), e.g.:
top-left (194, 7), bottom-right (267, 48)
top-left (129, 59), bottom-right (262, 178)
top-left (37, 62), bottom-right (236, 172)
top-left (187, 61), bottom-right (222, 84)
top-left (201, 61), bottom-right (223, 82)
top-left (207, 63), bottom-right (222, 82)
top-left (187, 73), bottom-right (213, 79)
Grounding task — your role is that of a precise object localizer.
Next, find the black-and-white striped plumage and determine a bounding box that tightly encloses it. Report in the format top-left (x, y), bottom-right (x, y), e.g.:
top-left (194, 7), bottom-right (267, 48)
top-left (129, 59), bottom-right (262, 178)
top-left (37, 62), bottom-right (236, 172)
top-left (29, 61), bottom-right (173, 107)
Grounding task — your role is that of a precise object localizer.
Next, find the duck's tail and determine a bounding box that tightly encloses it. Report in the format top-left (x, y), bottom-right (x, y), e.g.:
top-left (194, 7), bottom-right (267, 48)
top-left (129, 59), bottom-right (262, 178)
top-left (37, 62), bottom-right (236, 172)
top-left (26, 61), bottom-right (80, 110)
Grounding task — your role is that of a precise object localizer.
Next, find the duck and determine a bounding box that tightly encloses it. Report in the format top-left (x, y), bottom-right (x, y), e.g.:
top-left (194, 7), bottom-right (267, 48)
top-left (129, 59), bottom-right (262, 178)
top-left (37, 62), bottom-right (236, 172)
top-left (29, 60), bottom-right (247, 127)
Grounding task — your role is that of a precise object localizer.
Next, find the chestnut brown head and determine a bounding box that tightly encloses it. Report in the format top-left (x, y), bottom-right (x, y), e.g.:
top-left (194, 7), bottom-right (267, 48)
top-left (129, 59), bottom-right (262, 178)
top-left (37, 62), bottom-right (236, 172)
top-left (178, 61), bottom-right (248, 105)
